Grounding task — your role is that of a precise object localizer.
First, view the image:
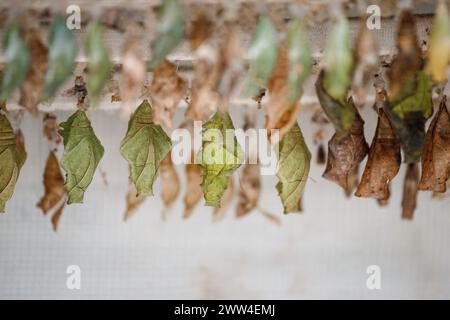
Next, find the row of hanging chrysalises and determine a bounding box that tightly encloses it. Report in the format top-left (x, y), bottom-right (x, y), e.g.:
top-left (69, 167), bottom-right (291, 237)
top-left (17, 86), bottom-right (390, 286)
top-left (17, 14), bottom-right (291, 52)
top-left (0, 0), bottom-right (449, 230)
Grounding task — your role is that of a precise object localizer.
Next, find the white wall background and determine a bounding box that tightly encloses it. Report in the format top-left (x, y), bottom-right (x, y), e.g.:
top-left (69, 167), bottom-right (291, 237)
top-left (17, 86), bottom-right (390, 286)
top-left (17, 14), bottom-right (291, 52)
top-left (0, 105), bottom-right (449, 300)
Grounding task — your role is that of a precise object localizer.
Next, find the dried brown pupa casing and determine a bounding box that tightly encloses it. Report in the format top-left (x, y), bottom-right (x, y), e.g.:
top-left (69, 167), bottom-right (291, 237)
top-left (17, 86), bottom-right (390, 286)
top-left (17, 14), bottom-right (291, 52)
top-left (123, 181), bottom-right (146, 221)
top-left (183, 152), bottom-right (203, 219)
top-left (236, 163), bottom-right (261, 218)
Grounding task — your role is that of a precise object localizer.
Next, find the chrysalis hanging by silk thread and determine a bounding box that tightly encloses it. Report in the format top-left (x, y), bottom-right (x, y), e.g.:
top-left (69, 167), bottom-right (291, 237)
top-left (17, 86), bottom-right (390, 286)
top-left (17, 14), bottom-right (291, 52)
top-left (37, 151), bottom-right (67, 231)
top-left (120, 100), bottom-right (172, 197)
top-left (0, 113), bottom-right (27, 213)
top-left (246, 16), bottom-right (278, 98)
